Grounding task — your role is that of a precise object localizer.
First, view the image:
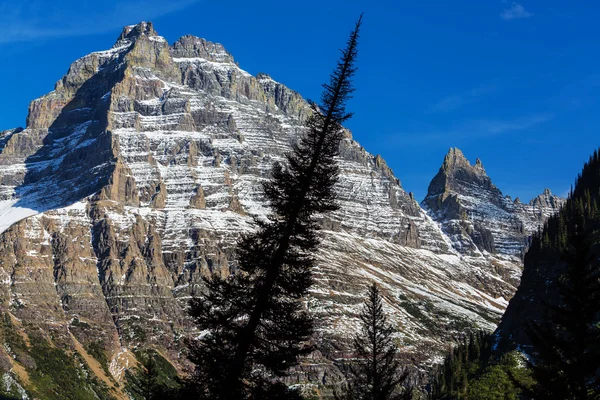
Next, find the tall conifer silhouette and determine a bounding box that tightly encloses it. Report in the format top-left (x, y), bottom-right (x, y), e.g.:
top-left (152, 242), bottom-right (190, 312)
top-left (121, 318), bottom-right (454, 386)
top-left (339, 283), bottom-right (409, 400)
top-left (523, 151), bottom-right (600, 399)
top-left (526, 233), bottom-right (600, 399)
top-left (186, 15), bottom-right (362, 399)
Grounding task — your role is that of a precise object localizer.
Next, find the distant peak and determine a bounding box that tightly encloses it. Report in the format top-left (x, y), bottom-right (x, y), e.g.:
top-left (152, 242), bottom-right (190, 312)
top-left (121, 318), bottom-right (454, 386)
top-left (171, 35), bottom-right (234, 64)
top-left (443, 147), bottom-right (469, 170)
top-left (447, 147), bottom-right (464, 158)
top-left (475, 157), bottom-right (484, 170)
top-left (423, 147), bottom-right (494, 203)
top-left (256, 72), bottom-right (273, 81)
top-left (441, 148), bottom-right (487, 176)
top-left (443, 147), bottom-right (466, 163)
top-left (530, 188), bottom-right (553, 202)
top-left (528, 188), bottom-right (565, 208)
top-left (114, 22), bottom-right (160, 47)
top-left (1, 127), bottom-right (23, 136)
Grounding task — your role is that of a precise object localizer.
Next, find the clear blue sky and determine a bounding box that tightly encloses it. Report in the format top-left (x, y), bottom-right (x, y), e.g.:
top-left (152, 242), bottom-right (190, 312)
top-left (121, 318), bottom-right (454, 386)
top-left (1, 0), bottom-right (598, 201)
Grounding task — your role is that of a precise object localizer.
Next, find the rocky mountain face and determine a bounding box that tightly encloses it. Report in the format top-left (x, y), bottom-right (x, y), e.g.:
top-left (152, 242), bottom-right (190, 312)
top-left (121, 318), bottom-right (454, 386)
top-left (423, 148), bottom-right (564, 259)
top-left (0, 22), bottom-right (562, 397)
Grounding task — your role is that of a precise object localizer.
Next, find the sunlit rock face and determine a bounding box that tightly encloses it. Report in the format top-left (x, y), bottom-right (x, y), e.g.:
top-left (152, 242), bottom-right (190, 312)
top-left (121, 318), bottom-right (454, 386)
top-left (0, 22), bottom-right (563, 393)
top-left (423, 148), bottom-right (564, 259)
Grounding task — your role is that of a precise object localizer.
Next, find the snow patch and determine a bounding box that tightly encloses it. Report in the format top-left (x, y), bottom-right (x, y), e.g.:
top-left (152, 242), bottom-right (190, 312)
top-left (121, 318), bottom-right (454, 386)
top-left (0, 200), bottom-right (39, 235)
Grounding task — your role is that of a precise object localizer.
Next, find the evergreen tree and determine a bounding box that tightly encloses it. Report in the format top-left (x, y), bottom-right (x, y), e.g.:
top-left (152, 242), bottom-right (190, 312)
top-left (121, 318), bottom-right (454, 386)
top-left (339, 283), bottom-right (410, 400)
top-left (430, 331), bottom-right (494, 400)
top-left (525, 216), bottom-right (600, 398)
top-left (185, 16), bottom-right (363, 399)
top-left (519, 148), bottom-right (600, 399)
top-left (429, 342), bottom-right (534, 400)
top-left (467, 352), bottom-right (534, 400)
top-left (127, 353), bottom-right (160, 400)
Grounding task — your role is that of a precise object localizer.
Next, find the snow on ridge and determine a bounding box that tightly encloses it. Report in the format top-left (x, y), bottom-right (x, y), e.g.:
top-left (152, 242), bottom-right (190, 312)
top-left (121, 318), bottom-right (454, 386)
top-left (0, 24), bottom-right (529, 373)
top-left (172, 57), bottom-right (252, 78)
top-left (0, 200), bottom-right (39, 235)
top-left (92, 43), bottom-right (131, 58)
top-left (148, 35), bottom-right (167, 43)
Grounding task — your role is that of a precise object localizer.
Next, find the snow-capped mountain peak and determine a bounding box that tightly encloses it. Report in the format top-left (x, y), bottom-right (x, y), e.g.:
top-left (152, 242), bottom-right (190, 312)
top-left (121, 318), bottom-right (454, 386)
top-left (0, 22), bottom-right (563, 393)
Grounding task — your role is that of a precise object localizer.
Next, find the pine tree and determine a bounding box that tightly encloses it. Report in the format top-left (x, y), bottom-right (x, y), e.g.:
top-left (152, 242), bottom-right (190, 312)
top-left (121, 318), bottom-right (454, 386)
top-left (339, 283), bottom-right (409, 400)
top-left (185, 16), bottom-right (362, 399)
top-left (521, 148), bottom-right (600, 399)
top-left (127, 352), bottom-right (160, 400)
top-left (525, 226), bottom-right (600, 399)
top-left (429, 331), bottom-right (496, 400)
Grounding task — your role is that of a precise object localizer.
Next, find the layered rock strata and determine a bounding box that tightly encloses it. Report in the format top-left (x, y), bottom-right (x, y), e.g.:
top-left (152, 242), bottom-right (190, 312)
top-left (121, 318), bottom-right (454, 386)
top-left (0, 22), bottom-right (561, 394)
top-left (423, 148), bottom-right (564, 259)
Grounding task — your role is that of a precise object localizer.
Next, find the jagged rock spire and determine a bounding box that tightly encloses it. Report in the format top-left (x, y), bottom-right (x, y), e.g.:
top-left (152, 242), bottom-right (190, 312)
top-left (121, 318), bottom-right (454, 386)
top-left (441, 148), bottom-right (487, 175)
top-left (475, 157), bottom-right (485, 172)
top-left (423, 147), bottom-right (565, 257)
top-left (113, 21), bottom-right (161, 47)
top-left (442, 147), bottom-right (470, 170)
top-left (529, 188), bottom-right (562, 208)
top-left (171, 35), bottom-right (235, 63)
top-left (428, 147), bottom-right (492, 200)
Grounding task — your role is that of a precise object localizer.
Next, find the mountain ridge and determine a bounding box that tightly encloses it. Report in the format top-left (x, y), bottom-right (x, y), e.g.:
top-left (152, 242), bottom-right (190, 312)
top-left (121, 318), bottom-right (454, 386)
top-left (0, 22), bottom-right (563, 396)
top-left (423, 147), bottom-right (565, 257)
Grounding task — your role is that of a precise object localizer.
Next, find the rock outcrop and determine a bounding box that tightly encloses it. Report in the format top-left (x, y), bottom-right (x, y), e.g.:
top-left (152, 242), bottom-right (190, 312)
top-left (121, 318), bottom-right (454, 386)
top-left (423, 148), bottom-right (564, 259)
top-left (0, 23), bottom-right (560, 395)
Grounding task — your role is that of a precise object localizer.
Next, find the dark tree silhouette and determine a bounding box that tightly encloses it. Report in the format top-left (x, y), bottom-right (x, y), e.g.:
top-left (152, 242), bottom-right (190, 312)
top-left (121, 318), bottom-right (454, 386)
top-left (429, 331), bottom-right (495, 399)
top-left (339, 283), bottom-right (410, 400)
top-left (127, 353), bottom-right (160, 400)
top-left (185, 15), bottom-right (363, 399)
top-left (526, 225), bottom-right (600, 399)
top-left (521, 149), bottom-right (600, 399)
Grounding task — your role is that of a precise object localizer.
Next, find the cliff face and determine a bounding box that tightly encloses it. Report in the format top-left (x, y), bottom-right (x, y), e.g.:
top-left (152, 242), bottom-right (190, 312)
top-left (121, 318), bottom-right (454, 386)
top-left (0, 22), bottom-right (558, 395)
top-left (422, 148), bottom-right (564, 259)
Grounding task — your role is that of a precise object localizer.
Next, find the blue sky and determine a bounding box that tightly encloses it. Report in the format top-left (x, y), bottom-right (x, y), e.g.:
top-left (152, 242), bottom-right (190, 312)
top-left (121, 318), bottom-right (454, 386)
top-left (0, 0), bottom-right (598, 201)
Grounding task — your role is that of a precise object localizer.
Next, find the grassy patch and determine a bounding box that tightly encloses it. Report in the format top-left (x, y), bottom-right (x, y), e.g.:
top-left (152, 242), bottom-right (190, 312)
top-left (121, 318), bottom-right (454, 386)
top-left (0, 315), bottom-right (115, 400)
top-left (125, 348), bottom-right (181, 399)
top-left (398, 297), bottom-right (437, 332)
top-left (26, 332), bottom-right (114, 400)
top-left (84, 340), bottom-right (111, 377)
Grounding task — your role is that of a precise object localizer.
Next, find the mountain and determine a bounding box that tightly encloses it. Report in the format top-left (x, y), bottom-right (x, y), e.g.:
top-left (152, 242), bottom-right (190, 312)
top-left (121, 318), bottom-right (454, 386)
top-left (0, 22), bottom-right (562, 397)
top-left (423, 148), bottom-right (564, 259)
